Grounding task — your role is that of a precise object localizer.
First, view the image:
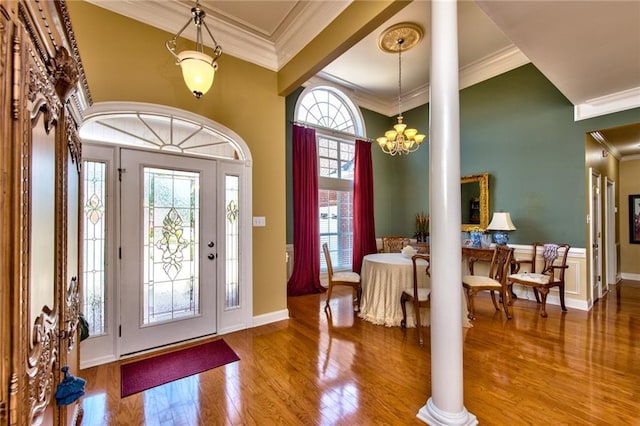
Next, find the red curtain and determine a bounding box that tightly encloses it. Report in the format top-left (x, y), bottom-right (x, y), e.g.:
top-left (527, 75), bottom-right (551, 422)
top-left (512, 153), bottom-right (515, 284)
top-left (352, 139), bottom-right (377, 273)
top-left (287, 125), bottom-right (325, 296)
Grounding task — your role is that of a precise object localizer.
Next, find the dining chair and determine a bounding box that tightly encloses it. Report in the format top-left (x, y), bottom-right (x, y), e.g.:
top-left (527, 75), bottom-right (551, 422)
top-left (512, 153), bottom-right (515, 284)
top-left (400, 254), bottom-right (431, 346)
top-left (508, 242), bottom-right (570, 317)
top-left (381, 236), bottom-right (410, 253)
top-left (462, 245), bottom-right (514, 320)
top-left (322, 243), bottom-right (362, 312)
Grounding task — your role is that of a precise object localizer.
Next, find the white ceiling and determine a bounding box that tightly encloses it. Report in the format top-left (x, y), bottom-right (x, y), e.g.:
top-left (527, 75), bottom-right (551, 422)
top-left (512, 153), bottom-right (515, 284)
top-left (86, 0), bottom-right (640, 158)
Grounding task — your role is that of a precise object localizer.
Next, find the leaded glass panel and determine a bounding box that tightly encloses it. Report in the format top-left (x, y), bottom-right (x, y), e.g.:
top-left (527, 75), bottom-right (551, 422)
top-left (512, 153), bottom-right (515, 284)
top-left (143, 167), bottom-right (200, 324)
top-left (225, 175), bottom-right (240, 309)
top-left (82, 161), bottom-right (107, 336)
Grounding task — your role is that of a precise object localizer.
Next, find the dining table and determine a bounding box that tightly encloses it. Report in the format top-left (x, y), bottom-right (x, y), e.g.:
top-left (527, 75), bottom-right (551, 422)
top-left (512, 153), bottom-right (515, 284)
top-left (358, 252), bottom-right (472, 328)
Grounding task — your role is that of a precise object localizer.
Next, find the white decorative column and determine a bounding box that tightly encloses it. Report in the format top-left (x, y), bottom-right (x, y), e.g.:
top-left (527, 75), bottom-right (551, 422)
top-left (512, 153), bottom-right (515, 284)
top-left (418, 1), bottom-right (477, 425)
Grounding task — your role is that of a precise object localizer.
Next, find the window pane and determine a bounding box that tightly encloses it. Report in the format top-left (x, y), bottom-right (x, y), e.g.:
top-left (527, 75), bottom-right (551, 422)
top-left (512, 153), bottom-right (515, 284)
top-left (318, 136), bottom-right (354, 180)
top-left (143, 167), bottom-right (200, 324)
top-left (296, 88), bottom-right (357, 134)
top-left (319, 190), bottom-right (353, 271)
top-left (83, 161), bottom-right (107, 336)
top-left (225, 175), bottom-right (240, 309)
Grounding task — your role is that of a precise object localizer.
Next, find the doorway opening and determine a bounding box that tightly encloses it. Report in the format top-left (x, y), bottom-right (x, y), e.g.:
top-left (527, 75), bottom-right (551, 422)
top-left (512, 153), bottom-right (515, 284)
top-left (78, 102), bottom-right (253, 367)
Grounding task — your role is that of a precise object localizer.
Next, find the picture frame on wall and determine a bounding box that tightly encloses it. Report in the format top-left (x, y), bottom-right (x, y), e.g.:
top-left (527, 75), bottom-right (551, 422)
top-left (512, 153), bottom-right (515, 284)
top-left (630, 194), bottom-right (640, 244)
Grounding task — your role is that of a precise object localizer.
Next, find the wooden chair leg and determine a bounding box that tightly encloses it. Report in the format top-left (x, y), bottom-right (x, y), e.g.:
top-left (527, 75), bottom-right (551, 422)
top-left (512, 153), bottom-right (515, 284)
top-left (464, 288), bottom-right (476, 320)
top-left (489, 291), bottom-right (500, 311)
top-left (501, 289), bottom-right (512, 319)
top-left (538, 288), bottom-right (549, 317)
top-left (324, 284), bottom-right (333, 310)
top-left (400, 293), bottom-right (408, 328)
top-left (559, 283), bottom-right (567, 312)
top-left (355, 286), bottom-right (362, 312)
top-left (414, 300), bottom-right (423, 347)
top-left (533, 288), bottom-right (541, 303)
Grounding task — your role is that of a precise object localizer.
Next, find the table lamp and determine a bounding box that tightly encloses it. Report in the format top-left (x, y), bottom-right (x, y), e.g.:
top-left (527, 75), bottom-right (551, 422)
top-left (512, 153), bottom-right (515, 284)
top-left (487, 212), bottom-right (516, 245)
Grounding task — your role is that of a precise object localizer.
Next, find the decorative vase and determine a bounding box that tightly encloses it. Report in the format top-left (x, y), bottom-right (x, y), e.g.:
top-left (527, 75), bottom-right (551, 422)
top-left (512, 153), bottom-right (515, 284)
top-left (493, 231), bottom-right (510, 245)
top-left (414, 232), bottom-right (429, 243)
top-left (470, 231), bottom-right (483, 248)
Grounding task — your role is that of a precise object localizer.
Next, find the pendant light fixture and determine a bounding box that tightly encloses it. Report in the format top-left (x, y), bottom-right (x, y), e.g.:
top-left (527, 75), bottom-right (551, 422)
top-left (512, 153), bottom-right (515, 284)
top-left (376, 23), bottom-right (426, 156)
top-left (166, 0), bottom-right (223, 99)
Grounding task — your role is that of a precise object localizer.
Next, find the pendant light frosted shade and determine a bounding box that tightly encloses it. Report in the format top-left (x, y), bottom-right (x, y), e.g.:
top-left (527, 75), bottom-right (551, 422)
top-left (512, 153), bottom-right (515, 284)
top-left (166, 1), bottom-right (223, 99)
top-left (177, 51), bottom-right (217, 99)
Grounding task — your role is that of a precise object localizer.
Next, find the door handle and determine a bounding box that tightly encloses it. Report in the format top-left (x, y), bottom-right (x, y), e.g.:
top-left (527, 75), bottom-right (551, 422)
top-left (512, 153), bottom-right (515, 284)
top-left (208, 253), bottom-right (216, 260)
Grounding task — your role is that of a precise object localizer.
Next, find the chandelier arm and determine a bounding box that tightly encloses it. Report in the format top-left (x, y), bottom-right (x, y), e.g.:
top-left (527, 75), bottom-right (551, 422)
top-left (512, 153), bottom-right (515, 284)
top-left (201, 20), bottom-right (223, 60)
top-left (166, 18), bottom-right (195, 60)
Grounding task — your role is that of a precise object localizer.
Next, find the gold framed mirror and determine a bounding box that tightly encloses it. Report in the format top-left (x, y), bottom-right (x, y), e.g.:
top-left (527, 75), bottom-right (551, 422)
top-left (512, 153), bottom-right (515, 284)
top-left (461, 173), bottom-right (489, 231)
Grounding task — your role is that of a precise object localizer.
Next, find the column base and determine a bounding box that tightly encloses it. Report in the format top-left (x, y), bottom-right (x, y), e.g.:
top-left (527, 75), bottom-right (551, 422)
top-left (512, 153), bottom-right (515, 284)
top-left (417, 398), bottom-right (478, 426)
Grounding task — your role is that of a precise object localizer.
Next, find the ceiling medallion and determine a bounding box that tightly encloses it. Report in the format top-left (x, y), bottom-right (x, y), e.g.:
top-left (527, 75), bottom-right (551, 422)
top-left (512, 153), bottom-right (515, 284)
top-left (378, 22), bottom-right (423, 53)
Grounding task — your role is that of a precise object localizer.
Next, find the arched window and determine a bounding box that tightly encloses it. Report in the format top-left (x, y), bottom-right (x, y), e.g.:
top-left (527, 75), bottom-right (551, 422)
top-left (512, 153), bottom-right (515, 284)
top-left (295, 86), bottom-right (365, 271)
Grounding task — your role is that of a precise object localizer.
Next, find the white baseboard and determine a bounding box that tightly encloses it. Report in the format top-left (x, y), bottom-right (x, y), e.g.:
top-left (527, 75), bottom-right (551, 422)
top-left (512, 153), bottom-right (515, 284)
top-left (217, 323), bottom-right (249, 336)
top-left (621, 272), bottom-right (640, 281)
top-left (511, 285), bottom-right (590, 311)
top-left (80, 354), bottom-right (117, 370)
top-left (253, 308), bottom-right (289, 327)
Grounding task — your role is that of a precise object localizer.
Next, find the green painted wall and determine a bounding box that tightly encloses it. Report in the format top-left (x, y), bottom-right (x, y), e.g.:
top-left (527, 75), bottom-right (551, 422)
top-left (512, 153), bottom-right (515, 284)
top-left (458, 64), bottom-right (639, 246)
top-left (368, 106), bottom-right (430, 239)
top-left (286, 64), bottom-right (639, 248)
top-left (285, 86), bottom-right (304, 243)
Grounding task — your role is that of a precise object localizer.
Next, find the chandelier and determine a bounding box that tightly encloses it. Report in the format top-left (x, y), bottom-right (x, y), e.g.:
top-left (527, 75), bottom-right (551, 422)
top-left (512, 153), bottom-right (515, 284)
top-left (166, 0), bottom-right (223, 99)
top-left (376, 23), bottom-right (426, 156)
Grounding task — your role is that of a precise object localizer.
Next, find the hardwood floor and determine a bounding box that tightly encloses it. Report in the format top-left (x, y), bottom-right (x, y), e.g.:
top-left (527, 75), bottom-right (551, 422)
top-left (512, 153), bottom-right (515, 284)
top-left (80, 281), bottom-right (640, 425)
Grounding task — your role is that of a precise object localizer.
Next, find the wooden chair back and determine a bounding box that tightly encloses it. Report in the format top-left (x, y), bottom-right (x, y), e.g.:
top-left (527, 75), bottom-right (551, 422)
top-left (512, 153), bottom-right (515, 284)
top-left (322, 243), bottom-right (361, 312)
top-left (509, 242), bottom-right (570, 317)
top-left (382, 236), bottom-right (410, 253)
top-left (400, 254), bottom-right (431, 346)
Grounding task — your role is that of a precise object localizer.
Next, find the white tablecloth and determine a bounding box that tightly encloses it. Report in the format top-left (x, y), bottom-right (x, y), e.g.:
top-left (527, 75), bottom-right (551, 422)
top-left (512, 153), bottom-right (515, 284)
top-left (358, 253), bottom-right (429, 327)
top-left (358, 253), bottom-right (471, 328)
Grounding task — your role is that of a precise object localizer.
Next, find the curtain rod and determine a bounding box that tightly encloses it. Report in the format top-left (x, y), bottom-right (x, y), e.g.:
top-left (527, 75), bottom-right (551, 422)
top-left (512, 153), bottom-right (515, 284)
top-left (290, 120), bottom-right (374, 144)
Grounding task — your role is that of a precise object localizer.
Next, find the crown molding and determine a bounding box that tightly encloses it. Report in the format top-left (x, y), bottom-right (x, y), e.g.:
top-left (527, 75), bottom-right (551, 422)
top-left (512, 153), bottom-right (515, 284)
top-left (307, 73), bottom-right (399, 117)
top-left (621, 154), bottom-right (640, 162)
top-left (87, 0), bottom-right (346, 72)
top-left (590, 131), bottom-right (622, 161)
top-left (574, 87), bottom-right (640, 121)
top-left (274, 1), bottom-right (350, 69)
top-left (313, 45), bottom-right (530, 117)
top-left (459, 45), bottom-right (530, 90)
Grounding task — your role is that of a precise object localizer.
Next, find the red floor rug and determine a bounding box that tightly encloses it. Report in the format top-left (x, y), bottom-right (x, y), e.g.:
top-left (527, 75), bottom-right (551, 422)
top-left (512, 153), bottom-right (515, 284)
top-left (120, 339), bottom-right (240, 397)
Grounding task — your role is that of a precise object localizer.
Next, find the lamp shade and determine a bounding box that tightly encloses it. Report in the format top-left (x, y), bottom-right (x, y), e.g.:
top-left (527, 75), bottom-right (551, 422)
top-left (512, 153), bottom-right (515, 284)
top-left (487, 212), bottom-right (516, 231)
top-left (177, 51), bottom-right (217, 98)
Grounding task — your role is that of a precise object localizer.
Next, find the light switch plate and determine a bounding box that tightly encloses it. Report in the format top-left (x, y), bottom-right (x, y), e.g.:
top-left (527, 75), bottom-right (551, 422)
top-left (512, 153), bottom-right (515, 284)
top-left (253, 216), bottom-right (266, 227)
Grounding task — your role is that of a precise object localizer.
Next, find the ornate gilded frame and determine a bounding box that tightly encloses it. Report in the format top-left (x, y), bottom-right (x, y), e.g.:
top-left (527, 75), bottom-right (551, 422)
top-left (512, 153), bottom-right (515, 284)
top-left (461, 173), bottom-right (489, 231)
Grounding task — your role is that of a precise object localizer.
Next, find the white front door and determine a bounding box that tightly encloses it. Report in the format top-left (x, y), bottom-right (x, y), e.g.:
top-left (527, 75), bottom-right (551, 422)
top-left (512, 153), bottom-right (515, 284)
top-left (120, 149), bottom-right (217, 355)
